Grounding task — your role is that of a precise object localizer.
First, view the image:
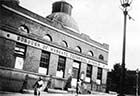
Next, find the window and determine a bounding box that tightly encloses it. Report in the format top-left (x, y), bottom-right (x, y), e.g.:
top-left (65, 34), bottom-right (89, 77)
top-left (86, 64), bottom-right (92, 82)
top-left (96, 67), bottom-right (102, 85)
top-left (88, 51), bottom-right (94, 57)
top-left (72, 61), bottom-right (80, 78)
top-left (97, 67), bottom-right (102, 80)
top-left (56, 56), bottom-right (66, 78)
top-left (99, 54), bottom-right (104, 60)
top-left (38, 51), bottom-right (50, 75)
top-left (43, 34), bottom-right (52, 42)
top-left (18, 25), bottom-right (29, 33)
top-left (72, 67), bottom-right (79, 78)
top-left (71, 61), bottom-right (81, 88)
top-left (61, 40), bottom-right (68, 47)
top-left (14, 43), bottom-right (26, 69)
top-left (75, 46), bottom-right (82, 53)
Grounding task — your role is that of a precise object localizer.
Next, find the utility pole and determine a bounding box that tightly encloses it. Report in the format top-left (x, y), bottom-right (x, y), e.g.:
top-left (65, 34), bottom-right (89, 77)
top-left (118, 0), bottom-right (133, 96)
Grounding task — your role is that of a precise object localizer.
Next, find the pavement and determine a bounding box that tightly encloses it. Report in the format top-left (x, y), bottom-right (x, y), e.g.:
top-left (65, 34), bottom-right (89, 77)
top-left (0, 90), bottom-right (118, 96)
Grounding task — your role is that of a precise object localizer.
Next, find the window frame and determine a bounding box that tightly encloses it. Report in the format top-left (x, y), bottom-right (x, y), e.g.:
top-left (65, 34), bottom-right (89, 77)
top-left (97, 67), bottom-right (102, 80)
top-left (14, 43), bottom-right (26, 69)
top-left (88, 50), bottom-right (94, 57)
top-left (43, 34), bottom-right (52, 42)
top-left (18, 25), bottom-right (29, 33)
top-left (39, 51), bottom-right (50, 75)
top-left (85, 64), bottom-right (92, 82)
top-left (56, 56), bottom-right (66, 78)
top-left (86, 64), bottom-right (92, 78)
top-left (75, 46), bottom-right (82, 53)
top-left (99, 54), bottom-right (104, 60)
top-left (61, 40), bottom-right (68, 47)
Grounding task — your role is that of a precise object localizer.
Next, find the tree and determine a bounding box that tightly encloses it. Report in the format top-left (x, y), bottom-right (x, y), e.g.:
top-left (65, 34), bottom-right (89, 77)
top-left (111, 63), bottom-right (122, 93)
top-left (107, 63), bottom-right (140, 95)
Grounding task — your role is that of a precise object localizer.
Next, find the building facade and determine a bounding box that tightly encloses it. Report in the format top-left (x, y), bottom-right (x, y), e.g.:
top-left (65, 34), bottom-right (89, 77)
top-left (0, 0), bottom-right (109, 92)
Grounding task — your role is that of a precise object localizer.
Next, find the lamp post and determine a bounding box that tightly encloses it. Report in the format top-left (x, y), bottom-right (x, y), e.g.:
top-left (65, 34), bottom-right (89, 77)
top-left (119, 0), bottom-right (133, 96)
top-left (136, 69), bottom-right (139, 96)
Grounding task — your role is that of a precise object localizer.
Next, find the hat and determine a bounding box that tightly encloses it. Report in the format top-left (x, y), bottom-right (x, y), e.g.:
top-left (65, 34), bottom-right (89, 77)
top-left (39, 77), bottom-right (43, 80)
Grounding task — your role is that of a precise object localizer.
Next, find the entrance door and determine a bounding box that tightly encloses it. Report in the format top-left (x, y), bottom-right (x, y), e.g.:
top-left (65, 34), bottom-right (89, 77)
top-left (71, 61), bottom-right (81, 88)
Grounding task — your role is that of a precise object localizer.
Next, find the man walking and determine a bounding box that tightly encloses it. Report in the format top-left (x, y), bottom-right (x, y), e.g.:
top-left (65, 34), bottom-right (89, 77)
top-left (33, 77), bottom-right (44, 96)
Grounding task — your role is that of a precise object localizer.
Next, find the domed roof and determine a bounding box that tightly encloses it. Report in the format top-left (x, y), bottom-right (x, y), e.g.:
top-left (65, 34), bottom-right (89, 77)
top-left (47, 12), bottom-right (79, 32)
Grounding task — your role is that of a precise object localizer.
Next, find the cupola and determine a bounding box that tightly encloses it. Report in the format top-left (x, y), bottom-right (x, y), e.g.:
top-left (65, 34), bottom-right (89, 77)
top-left (46, 1), bottom-right (79, 32)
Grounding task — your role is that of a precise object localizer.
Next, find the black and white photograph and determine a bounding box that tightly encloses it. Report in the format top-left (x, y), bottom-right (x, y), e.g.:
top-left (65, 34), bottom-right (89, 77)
top-left (0, 0), bottom-right (139, 96)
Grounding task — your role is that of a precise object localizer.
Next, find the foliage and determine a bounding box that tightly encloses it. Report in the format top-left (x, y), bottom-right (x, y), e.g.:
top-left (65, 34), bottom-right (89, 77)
top-left (110, 63), bottom-right (122, 93)
top-left (106, 63), bottom-right (140, 95)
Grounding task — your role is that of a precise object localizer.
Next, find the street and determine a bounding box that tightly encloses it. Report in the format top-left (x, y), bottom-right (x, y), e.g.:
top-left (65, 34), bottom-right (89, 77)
top-left (0, 91), bottom-right (117, 96)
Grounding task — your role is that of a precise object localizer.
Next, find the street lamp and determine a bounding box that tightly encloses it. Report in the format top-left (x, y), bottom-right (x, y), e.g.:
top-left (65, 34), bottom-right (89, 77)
top-left (136, 69), bottom-right (139, 96)
top-left (118, 0), bottom-right (133, 96)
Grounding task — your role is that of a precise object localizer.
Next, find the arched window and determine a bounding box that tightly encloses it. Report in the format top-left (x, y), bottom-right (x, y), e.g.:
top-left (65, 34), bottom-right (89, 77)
top-left (18, 25), bottom-right (29, 33)
top-left (88, 51), bottom-right (94, 57)
top-left (75, 46), bottom-right (82, 53)
top-left (99, 54), bottom-right (104, 60)
top-left (61, 40), bottom-right (68, 47)
top-left (43, 34), bottom-right (52, 42)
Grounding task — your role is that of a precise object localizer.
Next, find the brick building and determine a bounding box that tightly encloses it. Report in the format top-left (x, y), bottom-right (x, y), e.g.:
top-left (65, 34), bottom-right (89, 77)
top-left (0, 0), bottom-right (109, 92)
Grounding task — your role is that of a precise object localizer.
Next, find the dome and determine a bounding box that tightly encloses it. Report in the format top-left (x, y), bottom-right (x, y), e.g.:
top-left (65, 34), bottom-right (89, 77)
top-left (47, 12), bottom-right (79, 32)
top-left (46, 1), bottom-right (79, 32)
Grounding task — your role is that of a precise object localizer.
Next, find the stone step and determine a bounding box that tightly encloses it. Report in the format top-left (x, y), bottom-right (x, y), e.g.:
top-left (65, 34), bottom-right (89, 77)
top-left (22, 88), bottom-right (68, 94)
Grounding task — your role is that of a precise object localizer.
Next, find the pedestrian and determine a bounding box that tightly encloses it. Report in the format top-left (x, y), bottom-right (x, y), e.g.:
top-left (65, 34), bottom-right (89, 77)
top-left (64, 74), bottom-right (72, 91)
top-left (44, 75), bottom-right (52, 92)
top-left (47, 75), bottom-right (52, 88)
top-left (80, 80), bottom-right (86, 94)
top-left (20, 74), bottom-right (28, 93)
top-left (33, 77), bottom-right (44, 96)
top-left (77, 79), bottom-right (86, 94)
top-left (77, 79), bottom-right (82, 94)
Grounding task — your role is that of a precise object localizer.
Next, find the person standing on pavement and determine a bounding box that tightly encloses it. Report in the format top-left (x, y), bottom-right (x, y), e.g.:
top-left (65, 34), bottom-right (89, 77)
top-left (44, 75), bottom-right (53, 92)
top-left (64, 75), bottom-right (72, 91)
top-left (33, 77), bottom-right (44, 96)
top-left (20, 74), bottom-right (29, 93)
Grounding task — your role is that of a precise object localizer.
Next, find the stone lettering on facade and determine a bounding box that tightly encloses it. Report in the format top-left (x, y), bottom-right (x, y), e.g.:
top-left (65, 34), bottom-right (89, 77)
top-left (0, 30), bottom-right (107, 68)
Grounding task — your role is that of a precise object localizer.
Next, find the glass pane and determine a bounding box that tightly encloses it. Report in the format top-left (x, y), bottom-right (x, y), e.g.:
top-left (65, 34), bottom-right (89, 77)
top-left (57, 56), bottom-right (66, 76)
top-left (15, 47), bottom-right (19, 50)
top-left (72, 68), bottom-right (78, 78)
top-left (14, 43), bottom-right (26, 57)
top-left (97, 67), bottom-right (102, 80)
top-left (39, 51), bottom-right (50, 74)
top-left (19, 48), bottom-right (25, 52)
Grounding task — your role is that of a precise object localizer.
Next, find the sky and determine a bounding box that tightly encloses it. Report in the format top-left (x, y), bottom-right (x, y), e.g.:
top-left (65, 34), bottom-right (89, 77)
top-left (19, 0), bottom-right (140, 70)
